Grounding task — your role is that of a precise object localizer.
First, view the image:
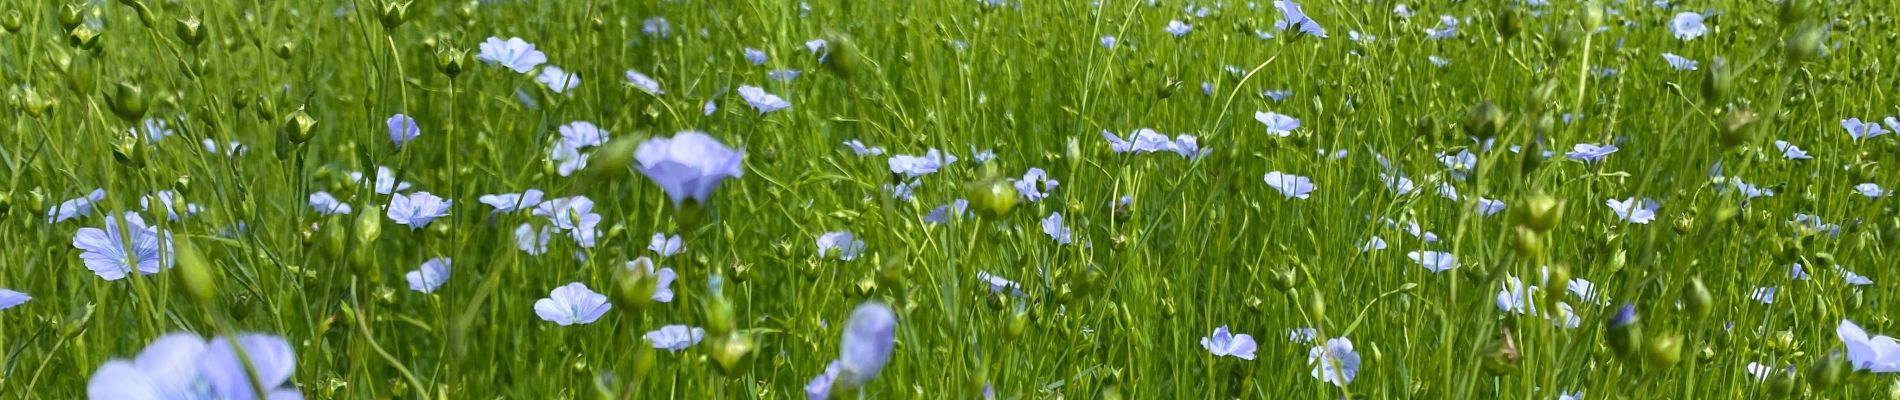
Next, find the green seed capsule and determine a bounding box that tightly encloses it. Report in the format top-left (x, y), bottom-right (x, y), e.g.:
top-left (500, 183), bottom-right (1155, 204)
top-left (58, 3), bottom-right (84, 30)
top-left (2, 9), bottom-right (23, 33)
top-left (284, 108), bottom-right (317, 144)
top-left (966, 175), bottom-right (1019, 219)
top-left (175, 16), bottom-right (205, 47)
top-left (1683, 276), bottom-right (1713, 321)
top-left (1810, 350), bottom-right (1846, 390)
top-left (1462, 101), bottom-right (1506, 140)
top-left (380, 1), bottom-right (409, 30)
top-left (1646, 332), bottom-right (1684, 368)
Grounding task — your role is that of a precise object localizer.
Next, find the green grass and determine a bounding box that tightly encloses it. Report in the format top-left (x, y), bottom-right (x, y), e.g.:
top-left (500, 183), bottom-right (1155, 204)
top-left (3, 0), bottom-right (1899, 398)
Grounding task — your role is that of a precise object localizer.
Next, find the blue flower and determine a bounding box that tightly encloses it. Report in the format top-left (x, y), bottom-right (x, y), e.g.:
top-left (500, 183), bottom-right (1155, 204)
top-left (86, 332), bottom-right (301, 400)
top-left (46, 188), bottom-right (106, 223)
top-left (804, 360), bottom-right (844, 400)
top-left (1670, 12), bottom-right (1707, 40)
top-left (738, 85), bottom-right (791, 114)
top-left (1359, 236), bottom-right (1387, 252)
top-left (1428, 55), bottom-right (1450, 67)
top-left (1425, 15), bottom-right (1458, 39)
top-left (806, 39), bottom-right (829, 61)
top-left (548, 142), bottom-right (590, 177)
top-left (976, 271), bottom-right (1023, 296)
top-left (387, 113), bottom-right (420, 149)
top-left (925, 199), bottom-right (970, 225)
top-left (0, 289), bottom-right (28, 311)
top-left (1201, 326), bottom-right (1258, 360)
top-left (534, 282), bottom-right (610, 326)
top-left (887, 149), bottom-right (958, 178)
top-left (843, 139), bottom-right (885, 156)
top-left (645, 325), bottom-right (705, 352)
top-left (1129, 128), bottom-right (1176, 153)
top-left (1844, 118), bottom-right (1891, 140)
top-left (839, 302), bottom-right (897, 388)
top-left (514, 223), bottom-right (552, 255)
top-left (1264, 90), bottom-right (1293, 102)
top-left (405, 258), bottom-right (451, 293)
top-left (1836, 319), bottom-right (1900, 372)
top-left (1606, 197), bottom-right (1659, 224)
top-left (744, 47), bottom-right (768, 65)
top-left (635, 132), bottom-right (747, 205)
top-left (1662, 53), bottom-right (1698, 71)
top-left (1014, 168), bottom-right (1059, 202)
top-left (1041, 212), bottom-right (1074, 244)
top-left (1099, 35), bottom-right (1117, 49)
top-left (969, 146), bottom-right (996, 163)
top-left (1254, 111), bottom-right (1300, 136)
top-left (649, 233), bottom-right (683, 257)
top-left (537, 66), bottom-right (580, 94)
top-left (1409, 250), bottom-right (1457, 272)
top-left (1565, 143), bottom-right (1618, 162)
top-left (1263, 171), bottom-right (1315, 199)
top-left (386, 192), bottom-right (451, 229)
top-left (128, 117), bottom-right (174, 143)
top-left (1774, 140), bottom-right (1810, 160)
top-left (1477, 198), bottom-right (1507, 216)
top-left (479, 189), bottom-right (546, 213)
top-left (560, 121), bottom-right (608, 149)
top-left (769, 69), bottom-right (802, 82)
top-left (73, 212), bottom-right (172, 281)
top-left (1274, 0), bottom-right (1327, 38)
top-left (1308, 337), bottom-right (1360, 386)
top-left (642, 17), bottom-right (671, 38)
top-left (477, 37), bottom-right (547, 73)
top-left (1102, 130), bottom-right (1134, 153)
top-left (1166, 20), bottom-right (1192, 37)
top-left (704, 99), bottom-right (718, 116)
top-left (532, 196), bottom-right (600, 232)
top-left (1855, 183), bottom-right (1885, 198)
top-left (817, 231), bottom-right (866, 260)
top-left (625, 70), bottom-right (664, 95)
top-left (200, 139), bottom-right (247, 157)
top-left (628, 257), bottom-right (677, 302)
top-left (350, 166), bottom-right (412, 195)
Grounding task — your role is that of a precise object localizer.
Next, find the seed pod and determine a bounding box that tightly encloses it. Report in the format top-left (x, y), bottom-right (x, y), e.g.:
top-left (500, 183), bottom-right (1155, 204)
top-left (67, 25), bottom-right (102, 50)
top-left (1683, 276), bottom-right (1713, 320)
top-left (1496, 6), bottom-right (1524, 41)
top-left (437, 48), bottom-right (468, 77)
top-left (2, 9), bottom-right (22, 33)
top-left (379, 1), bottom-right (409, 30)
top-left (174, 235), bottom-right (217, 306)
top-left (707, 331), bottom-right (756, 376)
top-left (1462, 101), bottom-right (1506, 140)
top-left (58, 3), bottom-right (84, 30)
top-left (610, 257), bottom-right (659, 313)
top-left (105, 81), bottom-right (149, 122)
top-left (175, 16), bottom-right (205, 47)
top-left (283, 107), bottom-right (317, 144)
top-left (966, 174), bottom-right (1019, 219)
top-left (1811, 350), bottom-right (1847, 390)
top-left (1702, 58), bottom-right (1733, 104)
top-left (273, 38), bottom-right (296, 60)
top-left (1785, 24), bottom-right (1825, 64)
top-left (1517, 194), bottom-right (1564, 232)
top-left (1646, 332), bottom-right (1684, 368)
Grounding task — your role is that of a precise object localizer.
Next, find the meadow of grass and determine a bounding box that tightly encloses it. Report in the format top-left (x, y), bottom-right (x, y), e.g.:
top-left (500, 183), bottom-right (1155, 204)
top-left (3, 0), bottom-right (1900, 398)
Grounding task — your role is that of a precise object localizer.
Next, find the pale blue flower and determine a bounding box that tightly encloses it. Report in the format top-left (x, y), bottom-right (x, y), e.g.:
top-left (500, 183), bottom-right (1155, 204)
top-left (627, 257), bottom-right (676, 302)
top-left (405, 258), bottom-right (451, 293)
top-left (744, 47), bottom-right (768, 65)
top-left (1838, 319), bottom-right (1900, 372)
top-left (86, 332), bottom-right (301, 400)
top-left (1264, 90), bottom-right (1293, 102)
top-left (1263, 171), bottom-right (1315, 199)
top-left (534, 282), bottom-right (610, 326)
top-left (970, 146), bottom-right (996, 163)
top-left (805, 361), bottom-right (844, 400)
top-left (1670, 12), bottom-right (1707, 40)
top-left (1662, 53), bottom-right (1698, 71)
top-left (1409, 251), bottom-right (1457, 272)
top-left (1425, 15), bottom-right (1458, 39)
top-left (479, 190), bottom-right (546, 213)
top-left (1014, 168), bottom-right (1059, 202)
top-left (387, 114), bottom-right (420, 149)
top-left (925, 199), bottom-right (970, 225)
top-left (769, 69), bottom-right (802, 82)
top-left (560, 121), bottom-right (608, 149)
top-left (1308, 337), bottom-right (1360, 386)
top-left (818, 231), bottom-right (866, 260)
top-left (1751, 286), bottom-right (1776, 304)
top-left (646, 325), bottom-right (705, 352)
top-left (649, 233), bottom-right (683, 257)
top-left (1774, 140), bottom-right (1810, 160)
top-left (839, 302), bottom-right (897, 387)
top-left (477, 37), bottom-right (547, 73)
top-left (1428, 55), bottom-right (1450, 67)
top-left (537, 66), bottom-right (580, 94)
top-left (738, 85), bottom-right (791, 114)
top-left (1255, 111), bottom-right (1300, 136)
top-left (129, 118), bottom-right (174, 143)
top-left (532, 196), bottom-right (598, 232)
top-left (0, 289), bottom-right (29, 311)
top-left (1844, 118), bottom-right (1890, 140)
top-left (1477, 198), bottom-right (1506, 216)
top-left (47, 188), bottom-right (106, 223)
top-left (1566, 143), bottom-right (1618, 162)
top-left (1100, 35), bottom-right (1117, 49)
top-left (1606, 197), bottom-right (1659, 224)
top-left (1166, 20), bottom-right (1192, 37)
top-left (1360, 236), bottom-right (1387, 252)
top-left (1855, 183), bottom-right (1885, 198)
top-left (626, 70), bottom-right (664, 95)
top-left (704, 99), bottom-right (718, 115)
top-left (1274, 0), bottom-right (1327, 38)
top-left (515, 223), bottom-right (552, 255)
top-left (140, 190), bottom-right (202, 221)
top-left (635, 132), bottom-right (746, 205)
top-left (642, 17), bottom-right (671, 38)
top-left (73, 212), bottom-right (172, 281)
top-left (844, 139), bottom-right (885, 156)
top-left (1202, 326), bottom-right (1258, 360)
top-left (976, 271), bottom-right (1023, 296)
top-left (888, 149), bottom-right (958, 178)
top-left (350, 166), bottom-right (411, 195)
top-left (1042, 212), bottom-right (1074, 244)
top-left (387, 192), bottom-right (451, 229)
top-left (806, 39), bottom-right (829, 62)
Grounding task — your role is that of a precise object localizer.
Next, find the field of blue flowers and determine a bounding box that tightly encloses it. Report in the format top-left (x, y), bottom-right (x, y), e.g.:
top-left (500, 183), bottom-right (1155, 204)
top-left (4, 0), bottom-right (1900, 398)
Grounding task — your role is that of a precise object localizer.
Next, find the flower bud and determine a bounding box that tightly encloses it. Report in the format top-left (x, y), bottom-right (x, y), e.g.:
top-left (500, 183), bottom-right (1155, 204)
top-left (1156, 78), bottom-right (1182, 100)
top-left (1682, 276), bottom-right (1713, 321)
top-left (1810, 350), bottom-right (1846, 390)
top-left (58, 3), bottom-right (84, 30)
top-left (1785, 25), bottom-right (1825, 64)
top-left (1268, 267), bottom-right (1297, 293)
top-left (175, 16), bottom-right (205, 47)
top-left (966, 174), bottom-right (1018, 219)
top-left (1308, 290), bottom-right (1326, 324)
top-left (1607, 304), bottom-right (1643, 361)
top-left (436, 48), bottom-right (468, 78)
top-left (611, 257), bottom-right (659, 313)
top-left (1581, 0), bottom-right (1605, 31)
top-left (67, 25), bottom-right (102, 50)
top-left (1481, 328), bottom-right (1521, 376)
top-left (821, 31), bottom-right (860, 80)
top-left (379, 1), bottom-right (409, 30)
top-left (1767, 366), bottom-right (1797, 396)
top-left (1702, 58), bottom-right (1733, 104)
top-left (352, 205), bottom-right (382, 244)
top-left (1645, 332), bottom-right (1683, 368)
top-left (105, 81), bottom-right (149, 122)
top-left (1517, 194), bottom-right (1564, 232)
top-left (705, 297), bottom-right (736, 337)
top-left (2, 9), bottom-right (22, 33)
top-left (1006, 306), bottom-right (1028, 338)
top-left (284, 107), bottom-right (317, 144)
top-left (631, 338), bottom-right (657, 381)
top-left (1511, 226), bottom-right (1544, 258)
top-left (1552, 24), bottom-right (1581, 57)
top-left (174, 236), bottom-right (217, 306)
top-left (1496, 6), bottom-right (1524, 41)
top-left (273, 38), bottom-right (296, 60)
top-left (707, 331), bottom-right (756, 376)
top-left (112, 132), bottom-right (147, 169)
top-left (1462, 101), bottom-right (1506, 140)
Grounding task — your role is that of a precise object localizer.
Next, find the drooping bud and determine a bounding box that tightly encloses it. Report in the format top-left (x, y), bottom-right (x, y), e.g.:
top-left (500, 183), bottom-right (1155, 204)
top-left (58, 3), bottom-right (84, 30)
top-left (67, 25), bottom-right (102, 50)
top-left (1267, 267), bottom-right (1297, 293)
top-left (1157, 77), bottom-right (1182, 100)
top-left (352, 204), bottom-right (382, 243)
top-left (2, 9), bottom-right (22, 33)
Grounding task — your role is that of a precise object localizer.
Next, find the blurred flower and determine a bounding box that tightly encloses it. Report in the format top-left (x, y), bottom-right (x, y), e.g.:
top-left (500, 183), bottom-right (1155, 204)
top-left (1428, 55), bottom-right (1450, 68)
top-left (888, 149), bottom-right (958, 178)
top-left (1844, 118), bottom-right (1890, 140)
top-left (349, 166), bottom-right (412, 195)
top-left (1670, 12), bottom-right (1706, 40)
top-left (1263, 171), bottom-right (1315, 199)
top-left (200, 139), bottom-right (247, 157)
top-left (537, 66), bottom-right (580, 94)
top-left (1837, 319), bottom-right (1900, 372)
top-left (646, 325), bottom-right (705, 351)
top-left (769, 69), bottom-right (802, 82)
top-left (1264, 90), bottom-right (1293, 102)
top-left (1478, 198), bottom-right (1507, 216)
top-left (1409, 251), bottom-right (1457, 272)
top-left (1166, 20), bottom-right (1192, 37)
top-left (1100, 35), bottom-right (1117, 49)
top-left (636, 132), bottom-right (746, 205)
top-left (1014, 168), bottom-right (1059, 202)
top-left (925, 199), bottom-right (970, 225)
top-left (560, 121), bottom-right (608, 149)
top-left (1201, 326), bottom-right (1258, 360)
top-left (1425, 15), bottom-right (1458, 39)
top-left (976, 271), bottom-right (1023, 296)
top-left (805, 360), bottom-right (844, 400)
top-left (839, 302), bottom-right (897, 387)
top-left (479, 190), bottom-right (546, 213)
top-left (738, 85), bottom-right (791, 114)
top-left (643, 17), bottom-right (671, 38)
top-left (969, 146), bottom-right (996, 163)
top-left (387, 113), bottom-right (420, 149)
top-left (1360, 236), bottom-right (1387, 252)
top-left (1751, 286), bottom-right (1776, 304)
top-left (1274, 0), bottom-right (1327, 38)
top-left (1308, 337), bottom-right (1360, 386)
top-left (818, 231), bottom-right (866, 261)
top-left (86, 332), bottom-right (301, 400)
top-left (745, 47), bottom-right (768, 65)
top-left (387, 192), bottom-right (451, 229)
top-left (47, 188), bottom-right (106, 223)
top-left (1382, 173), bottom-right (1418, 196)
top-left (477, 37), bottom-right (547, 73)
top-left (843, 139), bottom-right (885, 156)
top-left (533, 196), bottom-right (600, 233)
top-left (1289, 328), bottom-right (1318, 343)
top-left (806, 39), bottom-right (829, 61)
top-left (1662, 53), bottom-right (1698, 71)
top-left (0, 289), bottom-right (28, 311)
top-left (649, 233), bottom-right (683, 257)
top-left (129, 118), bottom-right (174, 143)
top-left (629, 258), bottom-right (677, 302)
top-left (515, 223), bottom-right (552, 255)
top-left (1041, 212), bottom-right (1074, 244)
top-left (1855, 183), bottom-right (1885, 198)
top-left (405, 258), bottom-right (451, 293)
top-left (1774, 140), bottom-right (1809, 160)
top-left (1566, 143), bottom-right (1618, 162)
top-left (73, 212), bottom-right (172, 281)
top-left (549, 142), bottom-right (590, 177)
top-left (1606, 197), bottom-right (1659, 224)
top-left (704, 99), bottom-right (718, 116)
top-left (626, 70), bottom-right (664, 95)
top-left (534, 282), bottom-right (610, 326)
top-left (1254, 111), bottom-right (1300, 136)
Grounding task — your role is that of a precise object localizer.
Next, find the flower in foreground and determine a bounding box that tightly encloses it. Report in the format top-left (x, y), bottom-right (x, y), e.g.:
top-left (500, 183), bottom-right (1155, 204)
top-left (1201, 326), bottom-right (1258, 360)
top-left (534, 282), bottom-right (611, 326)
top-left (628, 258), bottom-right (678, 302)
top-left (74, 212), bottom-right (173, 281)
top-left (1263, 171), bottom-right (1315, 199)
top-left (86, 332), bottom-right (300, 399)
top-left (636, 132), bottom-right (747, 206)
top-left (1837, 319), bottom-right (1900, 372)
top-left (405, 258), bottom-right (451, 293)
top-left (387, 192), bottom-right (451, 229)
top-left (1308, 337), bottom-right (1360, 387)
top-left (805, 360), bottom-right (844, 400)
top-left (646, 325), bottom-right (706, 352)
top-left (1255, 111), bottom-right (1300, 137)
top-left (839, 302), bottom-right (897, 388)
top-left (1844, 118), bottom-right (1890, 140)
top-left (0, 289), bottom-right (28, 311)
top-left (387, 113), bottom-right (420, 149)
top-left (1274, 0), bottom-right (1327, 38)
top-left (476, 37), bottom-right (547, 73)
